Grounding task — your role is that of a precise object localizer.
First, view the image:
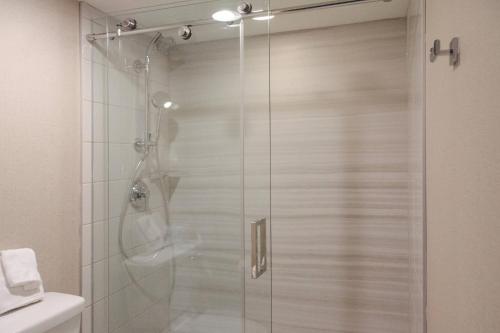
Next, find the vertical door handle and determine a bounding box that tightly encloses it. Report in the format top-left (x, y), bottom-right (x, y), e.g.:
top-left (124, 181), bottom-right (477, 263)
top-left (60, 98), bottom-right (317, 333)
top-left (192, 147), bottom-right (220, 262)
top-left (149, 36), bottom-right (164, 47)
top-left (251, 218), bottom-right (267, 279)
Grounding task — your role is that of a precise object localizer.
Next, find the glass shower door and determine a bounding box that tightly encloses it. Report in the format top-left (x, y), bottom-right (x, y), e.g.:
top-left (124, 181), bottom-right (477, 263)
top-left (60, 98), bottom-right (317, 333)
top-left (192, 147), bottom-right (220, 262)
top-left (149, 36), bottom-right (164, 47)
top-left (96, 1), bottom-right (271, 332)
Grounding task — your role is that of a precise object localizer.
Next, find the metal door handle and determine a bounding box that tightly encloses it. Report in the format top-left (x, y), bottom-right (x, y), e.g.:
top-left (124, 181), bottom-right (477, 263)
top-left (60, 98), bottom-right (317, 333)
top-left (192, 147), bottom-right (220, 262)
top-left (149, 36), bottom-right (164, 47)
top-left (251, 218), bottom-right (267, 279)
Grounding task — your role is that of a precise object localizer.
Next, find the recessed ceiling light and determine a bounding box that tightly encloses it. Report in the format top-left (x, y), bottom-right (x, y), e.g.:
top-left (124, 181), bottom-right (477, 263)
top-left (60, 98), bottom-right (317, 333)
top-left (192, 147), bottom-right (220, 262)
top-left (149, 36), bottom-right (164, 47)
top-left (212, 10), bottom-right (241, 22)
top-left (252, 15), bottom-right (275, 21)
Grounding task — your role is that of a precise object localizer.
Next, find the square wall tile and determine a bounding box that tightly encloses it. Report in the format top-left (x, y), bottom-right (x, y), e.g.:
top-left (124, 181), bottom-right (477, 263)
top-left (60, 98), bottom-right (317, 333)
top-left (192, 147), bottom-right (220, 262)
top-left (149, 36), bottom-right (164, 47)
top-left (93, 182), bottom-right (108, 222)
top-left (82, 224), bottom-right (92, 266)
top-left (93, 142), bottom-right (108, 182)
top-left (93, 259), bottom-right (109, 302)
top-left (82, 306), bottom-right (92, 333)
top-left (93, 220), bottom-right (108, 263)
top-left (82, 142), bottom-right (92, 184)
top-left (82, 265), bottom-right (92, 307)
top-left (93, 102), bottom-right (107, 142)
top-left (82, 100), bottom-right (92, 142)
top-left (93, 298), bottom-right (109, 333)
top-left (82, 183), bottom-right (92, 225)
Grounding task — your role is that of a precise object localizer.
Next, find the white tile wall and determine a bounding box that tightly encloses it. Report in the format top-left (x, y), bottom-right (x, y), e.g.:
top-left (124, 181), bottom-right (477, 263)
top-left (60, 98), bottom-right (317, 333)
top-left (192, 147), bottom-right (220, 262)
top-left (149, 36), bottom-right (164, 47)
top-left (80, 3), bottom-right (108, 332)
top-left (80, 3), bottom-right (172, 332)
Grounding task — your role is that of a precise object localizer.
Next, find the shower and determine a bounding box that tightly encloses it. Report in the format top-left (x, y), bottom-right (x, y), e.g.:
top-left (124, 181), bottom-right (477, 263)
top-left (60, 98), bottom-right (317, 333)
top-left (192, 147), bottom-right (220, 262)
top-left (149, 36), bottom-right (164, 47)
top-left (83, 0), bottom-right (425, 332)
top-left (117, 30), bottom-right (178, 314)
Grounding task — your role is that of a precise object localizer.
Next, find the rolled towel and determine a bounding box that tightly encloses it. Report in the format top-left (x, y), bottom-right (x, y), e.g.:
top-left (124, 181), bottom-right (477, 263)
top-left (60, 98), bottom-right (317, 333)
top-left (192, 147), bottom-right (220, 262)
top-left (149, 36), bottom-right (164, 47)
top-left (0, 248), bottom-right (41, 291)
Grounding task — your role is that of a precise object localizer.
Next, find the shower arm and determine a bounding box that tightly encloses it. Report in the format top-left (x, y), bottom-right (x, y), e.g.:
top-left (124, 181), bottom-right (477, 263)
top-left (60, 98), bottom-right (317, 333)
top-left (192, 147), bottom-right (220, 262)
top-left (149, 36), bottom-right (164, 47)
top-left (86, 0), bottom-right (389, 42)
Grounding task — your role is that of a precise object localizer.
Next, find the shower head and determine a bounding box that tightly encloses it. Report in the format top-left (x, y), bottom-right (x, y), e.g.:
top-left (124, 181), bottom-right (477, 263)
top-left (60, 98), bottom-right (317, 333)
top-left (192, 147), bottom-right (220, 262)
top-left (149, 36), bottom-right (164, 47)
top-left (155, 35), bottom-right (176, 55)
top-left (146, 32), bottom-right (176, 57)
top-left (151, 91), bottom-right (175, 111)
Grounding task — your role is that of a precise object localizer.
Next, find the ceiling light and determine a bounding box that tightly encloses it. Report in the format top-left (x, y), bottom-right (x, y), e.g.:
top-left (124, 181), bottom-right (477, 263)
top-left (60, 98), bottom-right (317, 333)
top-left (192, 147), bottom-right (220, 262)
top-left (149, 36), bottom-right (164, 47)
top-left (163, 101), bottom-right (173, 109)
top-left (212, 10), bottom-right (241, 22)
top-left (252, 15), bottom-right (275, 21)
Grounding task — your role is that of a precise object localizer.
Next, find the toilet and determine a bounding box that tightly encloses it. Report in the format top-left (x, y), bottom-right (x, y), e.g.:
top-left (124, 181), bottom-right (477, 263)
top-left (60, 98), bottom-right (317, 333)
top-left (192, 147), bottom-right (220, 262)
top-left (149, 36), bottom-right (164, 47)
top-left (0, 292), bottom-right (85, 333)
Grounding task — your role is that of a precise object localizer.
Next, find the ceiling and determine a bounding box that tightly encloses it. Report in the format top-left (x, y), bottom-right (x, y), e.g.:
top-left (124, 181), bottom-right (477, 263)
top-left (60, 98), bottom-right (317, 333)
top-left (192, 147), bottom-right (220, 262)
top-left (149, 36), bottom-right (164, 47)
top-left (84, 0), bottom-right (410, 19)
top-left (83, 0), bottom-right (410, 43)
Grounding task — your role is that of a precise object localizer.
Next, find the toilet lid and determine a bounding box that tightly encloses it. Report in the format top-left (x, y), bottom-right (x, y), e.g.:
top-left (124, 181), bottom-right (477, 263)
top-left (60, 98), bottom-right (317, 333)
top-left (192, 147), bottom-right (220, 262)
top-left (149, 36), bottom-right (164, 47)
top-left (0, 292), bottom-right (84, 333)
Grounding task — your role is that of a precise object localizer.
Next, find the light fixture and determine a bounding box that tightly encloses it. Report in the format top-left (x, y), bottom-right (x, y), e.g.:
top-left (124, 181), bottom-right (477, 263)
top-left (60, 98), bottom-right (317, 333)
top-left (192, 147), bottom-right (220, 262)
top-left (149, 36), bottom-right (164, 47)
top-left (212, 10), bottom-right (241, 22)
top-left (163, 101), bottom-right (173, 109)
top-left (252, 15), bottom-right (275, 21)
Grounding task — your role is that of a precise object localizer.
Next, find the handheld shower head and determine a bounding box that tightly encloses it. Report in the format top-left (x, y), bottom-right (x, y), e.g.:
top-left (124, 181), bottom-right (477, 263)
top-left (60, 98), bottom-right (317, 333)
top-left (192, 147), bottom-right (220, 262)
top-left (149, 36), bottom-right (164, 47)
top-left (151, 91), bottom-right (174, 111)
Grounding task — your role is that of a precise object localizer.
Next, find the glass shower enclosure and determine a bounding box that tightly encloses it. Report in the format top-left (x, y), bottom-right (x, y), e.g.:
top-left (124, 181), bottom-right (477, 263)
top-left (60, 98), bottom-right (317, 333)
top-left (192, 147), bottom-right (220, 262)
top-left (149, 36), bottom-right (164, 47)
top-left (88, 1), bottom-right (271, 332)
top-left (85, 0), bottom-right (425, 332)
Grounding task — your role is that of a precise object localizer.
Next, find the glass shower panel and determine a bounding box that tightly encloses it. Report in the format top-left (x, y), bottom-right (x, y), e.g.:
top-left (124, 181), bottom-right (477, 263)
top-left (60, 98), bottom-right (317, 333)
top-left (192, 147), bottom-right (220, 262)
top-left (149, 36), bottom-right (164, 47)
top-left (164, 19), bottom-right (243, 333)
top-left (241, 2), bottom-right (272, 332)
top-left (268, 1), bottom-right (419, 333)
top-left (99, 1), bottom-right (272, 332)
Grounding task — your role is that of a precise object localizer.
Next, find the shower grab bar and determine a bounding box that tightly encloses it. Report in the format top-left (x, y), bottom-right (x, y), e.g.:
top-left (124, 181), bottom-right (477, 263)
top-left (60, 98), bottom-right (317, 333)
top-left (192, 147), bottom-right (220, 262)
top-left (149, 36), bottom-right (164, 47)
top-left (251, 218), bottom-right (267, 279)
top-left (86, 0), bottom-right (389, 42)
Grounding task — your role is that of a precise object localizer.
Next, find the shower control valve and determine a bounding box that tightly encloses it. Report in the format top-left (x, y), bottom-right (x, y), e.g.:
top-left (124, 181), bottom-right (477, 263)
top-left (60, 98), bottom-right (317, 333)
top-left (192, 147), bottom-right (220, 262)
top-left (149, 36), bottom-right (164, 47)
top-left (178, 26), bottom-right (192, 40)
top-left (130, 180), bottom-right (149, 210)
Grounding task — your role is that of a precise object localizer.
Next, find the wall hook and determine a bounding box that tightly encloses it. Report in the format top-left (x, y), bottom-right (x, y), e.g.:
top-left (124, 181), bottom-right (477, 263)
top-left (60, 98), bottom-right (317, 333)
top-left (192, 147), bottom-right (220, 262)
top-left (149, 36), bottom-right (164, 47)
top-left (430, 37), bottom-right (460, 67)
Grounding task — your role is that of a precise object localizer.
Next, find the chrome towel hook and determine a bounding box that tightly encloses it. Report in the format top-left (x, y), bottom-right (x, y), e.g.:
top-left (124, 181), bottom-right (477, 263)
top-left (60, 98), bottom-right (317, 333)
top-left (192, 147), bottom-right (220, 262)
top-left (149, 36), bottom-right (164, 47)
top-left (430, 37), bottom-right (460, 67)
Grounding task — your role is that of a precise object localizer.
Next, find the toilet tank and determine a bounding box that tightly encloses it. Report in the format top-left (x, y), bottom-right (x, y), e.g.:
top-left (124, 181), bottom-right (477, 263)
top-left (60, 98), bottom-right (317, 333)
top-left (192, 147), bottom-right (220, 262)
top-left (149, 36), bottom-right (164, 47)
top-left (0, 292), bottom-right (85, 333)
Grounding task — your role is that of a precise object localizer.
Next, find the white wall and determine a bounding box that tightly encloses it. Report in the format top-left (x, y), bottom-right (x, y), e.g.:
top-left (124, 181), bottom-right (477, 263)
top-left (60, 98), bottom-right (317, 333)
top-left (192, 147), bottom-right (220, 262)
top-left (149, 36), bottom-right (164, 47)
top-left (0, 0), bottom-right (80, 294)
top-left (426, 1), bottom-right (500, 332)
top-left (80, 3), bottom-right (173, 331)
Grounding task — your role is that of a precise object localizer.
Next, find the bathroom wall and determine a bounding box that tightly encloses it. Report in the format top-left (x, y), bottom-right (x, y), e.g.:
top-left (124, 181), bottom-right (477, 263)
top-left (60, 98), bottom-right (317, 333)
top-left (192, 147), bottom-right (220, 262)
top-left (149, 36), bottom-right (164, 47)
top-left (269, 18), bottom-right (411, 333)
top-left (0, 0), bottom-right (80, 294)
top-left (426, 1), bottom-right (500, 332)
top-left (80, 4), bottom-right (109, 332)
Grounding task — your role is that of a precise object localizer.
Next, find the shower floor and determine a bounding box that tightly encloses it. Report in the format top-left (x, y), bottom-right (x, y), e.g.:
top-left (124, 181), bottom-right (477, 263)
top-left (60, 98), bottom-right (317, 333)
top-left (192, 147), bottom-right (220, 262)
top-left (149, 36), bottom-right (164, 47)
top-left (168, 313), bottom-right (241, 333)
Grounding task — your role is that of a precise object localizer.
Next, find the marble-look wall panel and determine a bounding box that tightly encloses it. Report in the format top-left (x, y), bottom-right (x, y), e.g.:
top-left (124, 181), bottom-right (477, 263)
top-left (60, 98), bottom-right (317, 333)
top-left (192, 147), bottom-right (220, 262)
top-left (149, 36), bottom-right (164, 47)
top-left (270, 18), bottom-right (410, 333)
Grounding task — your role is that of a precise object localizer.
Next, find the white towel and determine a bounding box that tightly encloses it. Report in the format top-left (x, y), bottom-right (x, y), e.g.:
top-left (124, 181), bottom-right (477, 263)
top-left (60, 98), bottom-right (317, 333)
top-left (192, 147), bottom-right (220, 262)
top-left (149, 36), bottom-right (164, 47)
top-left (0, 255), bottom-right (44, 315)
top-left (0, 248), bottom-right (41, 291)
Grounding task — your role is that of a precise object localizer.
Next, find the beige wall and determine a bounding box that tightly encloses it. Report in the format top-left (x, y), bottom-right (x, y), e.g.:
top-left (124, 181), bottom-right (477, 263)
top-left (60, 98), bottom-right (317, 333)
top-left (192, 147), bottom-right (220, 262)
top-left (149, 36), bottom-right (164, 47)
top-left (426, 1), bottom-right (500, 332)
top-left (0, 0), bottom-right (80, 294)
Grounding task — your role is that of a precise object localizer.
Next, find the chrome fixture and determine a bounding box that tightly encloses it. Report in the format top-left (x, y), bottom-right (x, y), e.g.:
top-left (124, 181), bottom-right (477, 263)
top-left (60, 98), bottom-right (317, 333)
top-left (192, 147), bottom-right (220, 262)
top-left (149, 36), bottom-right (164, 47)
top-left (151, 91), bottom-right (174, 110)
top-left (237, 2), bottom-right (253, 14)
top-left (178, 25), bottom-right (192, 40)
top-left (134, 137), bottom-right (156, 153)
top-left (86, 0), bottom-right (390, 42)
top-left (430, 37), bottom-right (460, 67)
top-left (117, 18), bottom-right (137, 31)
top-left (251, 218), bottom-right (267, 279)
top-left (129, 180), bottom-right (149, 210)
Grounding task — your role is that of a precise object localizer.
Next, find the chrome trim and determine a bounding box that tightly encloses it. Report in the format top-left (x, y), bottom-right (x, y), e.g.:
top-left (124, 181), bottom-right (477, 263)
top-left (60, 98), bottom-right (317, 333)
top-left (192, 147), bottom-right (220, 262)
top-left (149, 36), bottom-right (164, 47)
top-left (251, 218), bottom-right (267, 279)
top-left (86, 0), bottom-right (388, 42)
top-left (237, 2), bottom-right (253, 14)
top-left (129, 180), bottom-right (149, 210)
